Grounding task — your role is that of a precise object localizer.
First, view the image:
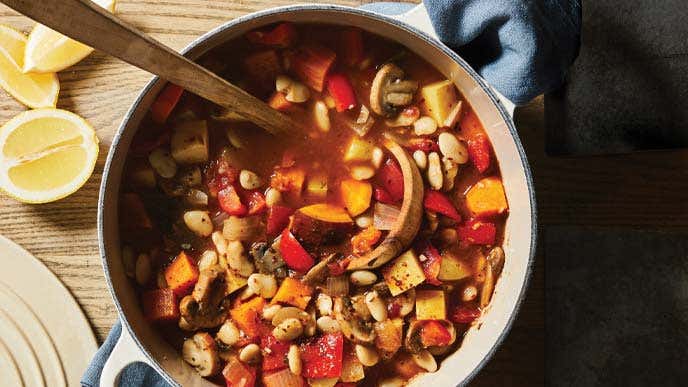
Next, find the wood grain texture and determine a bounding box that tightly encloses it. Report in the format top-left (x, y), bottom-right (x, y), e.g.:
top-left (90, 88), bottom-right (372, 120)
top-left (9, 0), bottom-right (670, 385)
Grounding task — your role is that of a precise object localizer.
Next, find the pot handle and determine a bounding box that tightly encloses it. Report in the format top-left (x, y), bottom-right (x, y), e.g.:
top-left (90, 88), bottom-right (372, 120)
top-left (99, 325), bottom-right (151, 387)
top-left (393, 3), bottom-right (516, 117)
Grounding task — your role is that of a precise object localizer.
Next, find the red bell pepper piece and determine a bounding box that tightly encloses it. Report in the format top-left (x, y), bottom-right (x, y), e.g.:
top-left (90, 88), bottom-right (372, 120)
top-left (373, 187), bottom-right (395, 204)
top-left (142, 288), bottom-right (179, 323)
top-left (262, 334), bottom-right (291, 372)
top-left (415, 240), bottom-right (442, 286)
top-left (150, 83), bottom-right (183, 124)
top-left (326, 73), bottom-right (357, 112)
top-left (279, 229), bottom-right (315, 272)
top-left (450, 305), bottom-right (482, 324)
top-left (419, 320), bottom-right (453, 347)
top-left (290, 44), bottom-right (336, 92)
top-left (378, 159), bottom-right (404, 202)
top-left (245, 191), bottom-right (267, 216)
top-left (467, 133), bottom-right (492, 173)
top-left (300, 333), bottom-right (344, 379)
top-left (457, 219), bottom-right (497, 245)
top-left (223, 357), bottom-right (257, 387)
top-left (423, 189), bottom-right (461, 221)
top-left (339, 28), bottom-right (364, 67)
top-left (246, 22), bottom-right (298, 48)
top-left (218, 185), bottom-right (248, 216)
top-left (207, 158), bottom-right (239, 197)
top-left (405, 137), bottom-right (440, 153)
top-left (387, 302), bottom-right (402, 319)
top-left (266, 205), bottom-right (294, 237)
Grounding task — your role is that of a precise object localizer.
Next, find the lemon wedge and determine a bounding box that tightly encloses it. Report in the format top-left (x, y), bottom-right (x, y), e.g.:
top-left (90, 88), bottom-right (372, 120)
top-left (0, 25), bottom-right (59, 108)
top-left (23, 0), bottom-right (116, 74)
top-left (0, 109), bottom-right (99, 203)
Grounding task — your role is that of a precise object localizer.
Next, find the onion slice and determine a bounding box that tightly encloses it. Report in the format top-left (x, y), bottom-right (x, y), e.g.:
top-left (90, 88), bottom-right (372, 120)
top-left (373, 202), bottom-right (401, 231)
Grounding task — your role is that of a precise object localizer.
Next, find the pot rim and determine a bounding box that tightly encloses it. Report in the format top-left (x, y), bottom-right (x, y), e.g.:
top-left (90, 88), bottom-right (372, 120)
top-left (97, 4), bottom-right (538, 386)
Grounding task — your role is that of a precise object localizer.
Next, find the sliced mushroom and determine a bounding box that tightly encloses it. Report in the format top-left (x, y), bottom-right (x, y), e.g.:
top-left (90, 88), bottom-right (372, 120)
top-left (347, 105), bottom-right (376, 137)
top-left (180, 265), bottom-right (229, 329)
top-left (182, 332), bottom-right (221, 377)
top-left (250, 240), bottom-right (287, 278)
top-left (370, 63), bottom-right (419, 117)
top-left (302, 253), bottom-right (338, 285)
top-left (334, 297), bottom-right (376, 344)
top-left (480, 246), bottom-right (505, 308)
top-left (405, 319), bottom-right (456, 354)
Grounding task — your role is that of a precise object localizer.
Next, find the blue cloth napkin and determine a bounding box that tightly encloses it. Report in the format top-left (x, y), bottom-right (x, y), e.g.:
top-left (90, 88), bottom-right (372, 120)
top-left (82, 2), bottom-right (580, 386)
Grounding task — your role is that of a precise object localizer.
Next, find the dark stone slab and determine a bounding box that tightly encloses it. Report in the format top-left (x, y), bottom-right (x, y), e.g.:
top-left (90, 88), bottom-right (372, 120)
top-left (545, 226), bottom-right (688, 386)
top-left (545, 0), bottom-right (688, 155)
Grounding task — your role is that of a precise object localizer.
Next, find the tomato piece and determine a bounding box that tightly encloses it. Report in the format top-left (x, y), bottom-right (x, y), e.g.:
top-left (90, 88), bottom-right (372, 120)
top-left (150, 83), bottom-right (184, 124)
top-left (223, 357), bottom-right (257, 387)
top-left (300, 333), bottom-right (344, 379)
top-left (327, 256), bottom-right (350, 276)
top-left (405, 137), bottom-right (440, 153)
top-left (246, 22), bottom-right (298, 48)
top-left (387, 302), bottom-right (402, 319)
top-left (457, 219), bottom-right (497, 245)
top-left (450, 305), bottom-right (481, 324)
top-left (290, 44), bottom-right (336, 92)
top-left (467, 133), bottom-right (492, 173)
top-left (326, 73), bottom-right (357, 112)
top-left (266, 205), bottom-right (294, 237)
top-left (339, 28), bottom-right (364, 67)
top-left (207, 157), bottom-right (239, 197)
top-left (419, 320), bottom-right (453, 347)
top-left (279, 229), bottom-right (315, 272)
top-left (262, 334), bottom-right (291, 372)
top-left (218, 185), bottom-right (248, 216)
top-left (378, 159), bottom-right (404, 202)
top-left (415, 240), bottom-right (442, 286)
top-left (246, 191), bottom-right (267, 216)
top-left (423, 189), bottom-right (461, 221)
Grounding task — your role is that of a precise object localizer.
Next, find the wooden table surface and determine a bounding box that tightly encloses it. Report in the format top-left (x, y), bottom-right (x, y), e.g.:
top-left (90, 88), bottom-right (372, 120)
top-left (4, 0), bottom-right (685, 385)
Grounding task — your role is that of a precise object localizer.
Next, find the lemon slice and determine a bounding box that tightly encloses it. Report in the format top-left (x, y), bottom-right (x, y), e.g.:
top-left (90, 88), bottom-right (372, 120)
top-left (0, 25), bottom-right (59, 108)
top-left (23, 0), bottom-right (116, 74)
top-left (0, 109), bottom-right (99, 203)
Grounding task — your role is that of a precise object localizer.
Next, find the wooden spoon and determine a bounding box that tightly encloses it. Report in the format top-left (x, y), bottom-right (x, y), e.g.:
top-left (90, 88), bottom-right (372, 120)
top-left (347, 139), bottom-right (424, 271)
top-left (1, 0), bottom-right (304, 136)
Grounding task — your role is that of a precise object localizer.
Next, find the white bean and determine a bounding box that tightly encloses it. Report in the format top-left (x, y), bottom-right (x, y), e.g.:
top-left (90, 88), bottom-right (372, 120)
top-left (239, 343), bottom-right (261, 364)
top-left (212, 231), bottom-right (228, 255)
top-left (227, 241), bottom-right (254, 277)
top-left (354, 344), bottom-right (379, 366)
top-left (355, 214), bottom-right (373, 228)
top-left (427, 152), bottom-right (443, 190)
top-left (364, 291), bottom-right (388, 322)
top-left (350, 270), bottom-right (377, 286)
top-left (462, 285), bottom-right (478, 302)
top-left (217, 320), bottom-right (240, 346)
top-left (412, 350), bottom-right (438, 372)
top-left (350, 165), bottom-right (375, 180)
top-left (265, 188), bottom-right (282, 207)
top-left (372, 147), bottom-right (384, 169)
top-left (288, 344), bottom-right (302, 375)
top-left (286, 82), bottom-right (310, 103)
top-left (135, 253), bottom-right (151, 285)
top-left (183, 210), bottom-right (213, 237)
top-left (263, 304), bottom-right (282, 321)
top-left (314, 101), bottom-right (331, 132)
top-left (438, 132), bottom-right (469, 164)
top-left (316, 293), bottom-right (333, 316)
top-left (413, 116), bottom-right (438, 135)
top-left (273, 318), bottom-right (304, 341)
top-left (148, 148), bottom-right (177, 178)
top-left (247, 273), bottom-right (278, 299)
top-left (413, 150), bottom-right (427, 170)
top-left (198, 250), bottom-right (218, 271)
top-left (239, 170), bottom-right (262, 190)
top-left (276, 75), bottom-right (293, 93)
top-left (316, 316), bottom-right (341, 333)
top-left (442, 157), bottom-right (459, 191)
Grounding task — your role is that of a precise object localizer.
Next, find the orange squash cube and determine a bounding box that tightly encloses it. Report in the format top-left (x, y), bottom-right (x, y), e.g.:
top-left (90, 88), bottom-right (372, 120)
top-left (465, 177), bottom-right (508, 218)
top-left (164, 251), bottom-right (199, 296)
top-left (230, 296), bottom-right (266, 337)
top-left (271, 277), bottom-right (313, 309)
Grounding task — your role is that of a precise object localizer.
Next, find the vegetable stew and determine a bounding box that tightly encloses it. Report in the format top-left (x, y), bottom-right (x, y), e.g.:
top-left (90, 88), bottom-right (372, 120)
top-left (120, 23), bottom-right (509, 387)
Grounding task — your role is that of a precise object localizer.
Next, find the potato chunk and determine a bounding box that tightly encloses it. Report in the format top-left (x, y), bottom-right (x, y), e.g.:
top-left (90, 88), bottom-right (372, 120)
top-left (171, 120), bottom-right (208, 164)
top-left (421, 80), bottom-right (459, 126)
top-left (437, 252), bottom-right (472, 281)
top-left (415, 290), bottom-right (446, 320)
top-left (382, 249), bottom-right (426, 296)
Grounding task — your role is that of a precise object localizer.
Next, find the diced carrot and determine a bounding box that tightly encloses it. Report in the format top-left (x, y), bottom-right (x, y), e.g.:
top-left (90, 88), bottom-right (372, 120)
top-left (142, 288), bottom-right (179, 323)
top-left (164, 251), bottom-right (199, 296)
top-left (419, 320), bottom-right (453, 347)
top-left (243, 50), bottom-right (282, 89)
top-left (290, 44), bottom-right (336, 92)
top-left (340, 179), bottom-right (372, 216)
top-left (339, 28), bottom-right (364, 67)
top-left (150, 83), bottom-right (184, 124)
top-left (230, 297), bottom-right (266, 337)
top-left (246, 23), bottom-right (298, 48)
top-left (465, 177), bottom-right (508, 218)
top-left (267, 91), bottom-right (296, 112)
top-left (351, 226), bottom-right (381, 256)
top-left (271, 277), bottom-right (313, 309)
top-left (270, 167), bottom-right (306, 193)
top-left (326, 73), bottom-right (357, 112)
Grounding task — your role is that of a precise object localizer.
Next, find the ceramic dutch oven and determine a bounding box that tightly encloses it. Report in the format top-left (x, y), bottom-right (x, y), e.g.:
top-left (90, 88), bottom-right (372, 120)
top-left (98, 3), bottom-right (537, 386)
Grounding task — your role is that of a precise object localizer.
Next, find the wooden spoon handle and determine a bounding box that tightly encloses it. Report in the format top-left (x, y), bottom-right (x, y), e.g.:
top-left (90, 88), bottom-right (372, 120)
top-left (1, 0), bottom-right (301, 136)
